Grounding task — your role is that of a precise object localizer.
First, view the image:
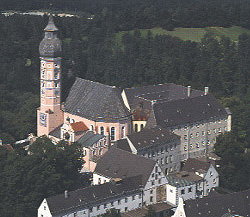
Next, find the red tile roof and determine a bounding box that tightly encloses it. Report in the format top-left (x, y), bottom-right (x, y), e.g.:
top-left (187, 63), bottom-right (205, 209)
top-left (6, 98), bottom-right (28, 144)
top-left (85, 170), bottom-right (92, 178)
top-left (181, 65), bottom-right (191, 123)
top-left (70, 122), bottom-right (89, 132)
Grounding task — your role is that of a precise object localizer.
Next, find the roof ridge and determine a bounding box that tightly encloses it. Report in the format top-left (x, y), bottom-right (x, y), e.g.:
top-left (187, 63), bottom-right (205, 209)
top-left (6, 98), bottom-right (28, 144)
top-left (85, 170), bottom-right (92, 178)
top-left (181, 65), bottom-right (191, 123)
top-left (75, 77), bottom-right (118, 89)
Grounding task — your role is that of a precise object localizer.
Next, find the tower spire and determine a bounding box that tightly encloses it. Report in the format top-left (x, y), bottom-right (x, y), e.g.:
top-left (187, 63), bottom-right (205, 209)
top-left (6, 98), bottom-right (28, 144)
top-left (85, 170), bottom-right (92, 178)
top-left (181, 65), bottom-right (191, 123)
top-left (44, 15), bottom-right (58, 32)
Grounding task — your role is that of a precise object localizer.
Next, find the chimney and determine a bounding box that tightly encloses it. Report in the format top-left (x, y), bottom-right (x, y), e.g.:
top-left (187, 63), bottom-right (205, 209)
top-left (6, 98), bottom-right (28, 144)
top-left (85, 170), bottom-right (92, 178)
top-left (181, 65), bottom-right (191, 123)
top-left (187, 86), bottom-right (191, 97)
top-left (64, 190), bottom-right (69, 199)
top-left (204, 87), bottom-right (209, 95)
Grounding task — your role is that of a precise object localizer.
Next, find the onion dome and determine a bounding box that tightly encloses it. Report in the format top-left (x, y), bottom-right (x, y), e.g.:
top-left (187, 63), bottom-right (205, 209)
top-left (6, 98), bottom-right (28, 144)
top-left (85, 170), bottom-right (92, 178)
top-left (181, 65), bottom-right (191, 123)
top-left (39, 15), bottom-right (62, 57)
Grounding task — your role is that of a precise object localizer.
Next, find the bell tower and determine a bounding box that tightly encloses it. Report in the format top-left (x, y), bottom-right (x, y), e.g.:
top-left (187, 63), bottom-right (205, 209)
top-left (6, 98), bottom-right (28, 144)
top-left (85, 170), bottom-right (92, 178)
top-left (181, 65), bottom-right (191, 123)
top-left (37, 15), bottom-right (64, 137)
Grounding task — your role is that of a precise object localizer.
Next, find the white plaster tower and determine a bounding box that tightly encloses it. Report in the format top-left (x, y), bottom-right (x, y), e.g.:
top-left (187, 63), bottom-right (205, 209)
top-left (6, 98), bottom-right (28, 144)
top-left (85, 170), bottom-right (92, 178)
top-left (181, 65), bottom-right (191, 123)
top-left (37, 16), bottom-right (64, 137)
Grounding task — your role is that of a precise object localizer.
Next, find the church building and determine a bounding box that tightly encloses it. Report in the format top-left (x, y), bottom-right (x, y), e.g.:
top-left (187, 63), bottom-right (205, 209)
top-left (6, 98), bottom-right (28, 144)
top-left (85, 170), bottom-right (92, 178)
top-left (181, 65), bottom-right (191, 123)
top-left (37, 16), bottom-right (131, 144)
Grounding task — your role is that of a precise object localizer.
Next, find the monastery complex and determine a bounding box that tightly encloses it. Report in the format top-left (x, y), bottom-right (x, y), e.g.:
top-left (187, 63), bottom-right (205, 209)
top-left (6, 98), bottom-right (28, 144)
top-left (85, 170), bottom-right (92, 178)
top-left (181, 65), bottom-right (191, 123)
top-left (37, 16), bottom-right (238, 217)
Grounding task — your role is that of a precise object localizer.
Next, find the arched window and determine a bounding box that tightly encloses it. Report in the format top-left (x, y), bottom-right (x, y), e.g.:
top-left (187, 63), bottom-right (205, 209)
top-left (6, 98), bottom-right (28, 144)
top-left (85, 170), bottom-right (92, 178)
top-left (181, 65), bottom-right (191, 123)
top-left (121, 126), bottom-right (125, 138)
top-left (135, 124), bottom-right (138, 132)
top-left (111, 127), bottom-right (115, 141)
top-left (64, 132), bottom-right (70, 141)
top-left (100, 126), bottom-right (104, 135)
top-left (141, 124), bottom-right (144, 131)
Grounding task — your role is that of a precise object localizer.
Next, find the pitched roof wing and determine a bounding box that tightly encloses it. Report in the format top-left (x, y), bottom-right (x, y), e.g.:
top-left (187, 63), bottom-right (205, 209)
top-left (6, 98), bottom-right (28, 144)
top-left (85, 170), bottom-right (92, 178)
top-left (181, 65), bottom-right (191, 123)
top-left (182, 158), bottom-right (211, 172)
top-left (94, 147), bottom-right (156, 186)
top-left (64, 78), bottom-right (130, 121)
top-left (184, 189), bottom-right (250, 217)
top-left (124, 83), bottom-right (203, 111)
top-left (127, 126), bottom-right (180, 150)
top-left (46, 175), bottom-right (142, 214)
top-left (153, 94), bottom-right (227, 128)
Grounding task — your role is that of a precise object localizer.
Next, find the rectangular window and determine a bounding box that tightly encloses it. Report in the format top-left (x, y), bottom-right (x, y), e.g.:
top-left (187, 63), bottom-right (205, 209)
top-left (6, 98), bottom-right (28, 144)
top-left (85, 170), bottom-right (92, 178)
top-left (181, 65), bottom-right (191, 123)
top-left (118, 200), bottom-right (121, 205)
top-left (165, 157), bottom-right (168, 164)
top-left (125, 207), bottom-right (128, 212)
top-left (150, 196), bottom-right (153, 202)
top-left (97, 205), bottom-right (100, 210)
top-left (181, 189), bottom-right (185, 194)
top-left (151, 181), bottom-right (155, 186)
top-left (170, 189), bottom-right (173, 193)
top-left (188, 187), bottom-right (192, 193)
top-left (125, 197), bottom-right (128, 203)
top-left (132, 195), bottom-right (135, 200)
top-left (169, 155), bottom-right (173, 163)
top-left (155, 166), bottom-right (158, 173)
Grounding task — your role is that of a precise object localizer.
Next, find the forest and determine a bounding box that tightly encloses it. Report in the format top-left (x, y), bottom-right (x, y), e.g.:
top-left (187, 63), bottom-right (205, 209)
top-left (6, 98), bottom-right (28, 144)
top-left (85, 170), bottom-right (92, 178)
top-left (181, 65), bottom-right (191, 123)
top-left (0, 0), bottom-right (249, 216)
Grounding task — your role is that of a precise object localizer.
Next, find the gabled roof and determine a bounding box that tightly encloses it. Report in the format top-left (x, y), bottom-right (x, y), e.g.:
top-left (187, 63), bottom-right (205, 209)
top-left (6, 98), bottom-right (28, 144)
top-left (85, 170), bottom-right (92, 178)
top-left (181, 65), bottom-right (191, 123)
top-left (94, 147), bottom-right (156, 186)
top-left (152, 94), bottom-right (227, 128)
top-left (64, 78), bottom-right (130, 122)
top-left (167, 171), bottom-right (203, 187)
top-left (115, 139), bottom-right (132, 153)
top-left (77, 131), bottom-right (105, 147)
top-left (46, 175), bottom-right (142, 215)
top-left (49, 124), bottom-right (63, 139)
top-left (182, 158), bottom-right (211, 173)
top-left (124, 83), bottom-right (203, 111)
top-left (184, 189), bottom-right (250, 217)
top-left (127, 126), bottom-right (180, 151)
top-left (70, 121), bottom-right (89, 132)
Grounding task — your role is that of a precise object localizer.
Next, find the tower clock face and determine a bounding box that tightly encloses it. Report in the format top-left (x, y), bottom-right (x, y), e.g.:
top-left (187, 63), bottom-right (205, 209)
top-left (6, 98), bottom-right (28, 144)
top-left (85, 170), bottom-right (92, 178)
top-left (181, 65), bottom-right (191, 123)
top-left (40, 113), bottom-right (47, 127)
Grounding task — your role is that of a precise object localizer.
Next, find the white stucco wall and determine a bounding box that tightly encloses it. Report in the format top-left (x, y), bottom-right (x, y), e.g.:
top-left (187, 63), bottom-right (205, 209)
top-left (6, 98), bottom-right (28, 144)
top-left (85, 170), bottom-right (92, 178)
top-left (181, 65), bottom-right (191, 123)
top-left (37, 199), bottom-right (52, 217)
top-left (93, 173), bottom-right (111, 185)
top-left (166, 185), bottom-right (177, 205)
top-left (144, 163), bottom-right (168, 205)
top-left (172, 198), bottom-right (187, 217)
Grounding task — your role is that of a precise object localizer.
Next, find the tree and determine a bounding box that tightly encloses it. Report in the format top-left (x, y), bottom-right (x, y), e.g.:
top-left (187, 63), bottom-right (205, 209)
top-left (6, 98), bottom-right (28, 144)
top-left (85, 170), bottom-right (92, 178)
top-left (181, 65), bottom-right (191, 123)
top-left (0, 136), bottom-right (88, 217)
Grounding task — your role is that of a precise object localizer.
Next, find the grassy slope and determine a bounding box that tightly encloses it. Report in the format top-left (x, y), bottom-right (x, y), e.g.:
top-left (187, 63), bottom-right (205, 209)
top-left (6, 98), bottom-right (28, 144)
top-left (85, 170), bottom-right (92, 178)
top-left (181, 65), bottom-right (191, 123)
top-left (115, 26), bottom-right (250, 44)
